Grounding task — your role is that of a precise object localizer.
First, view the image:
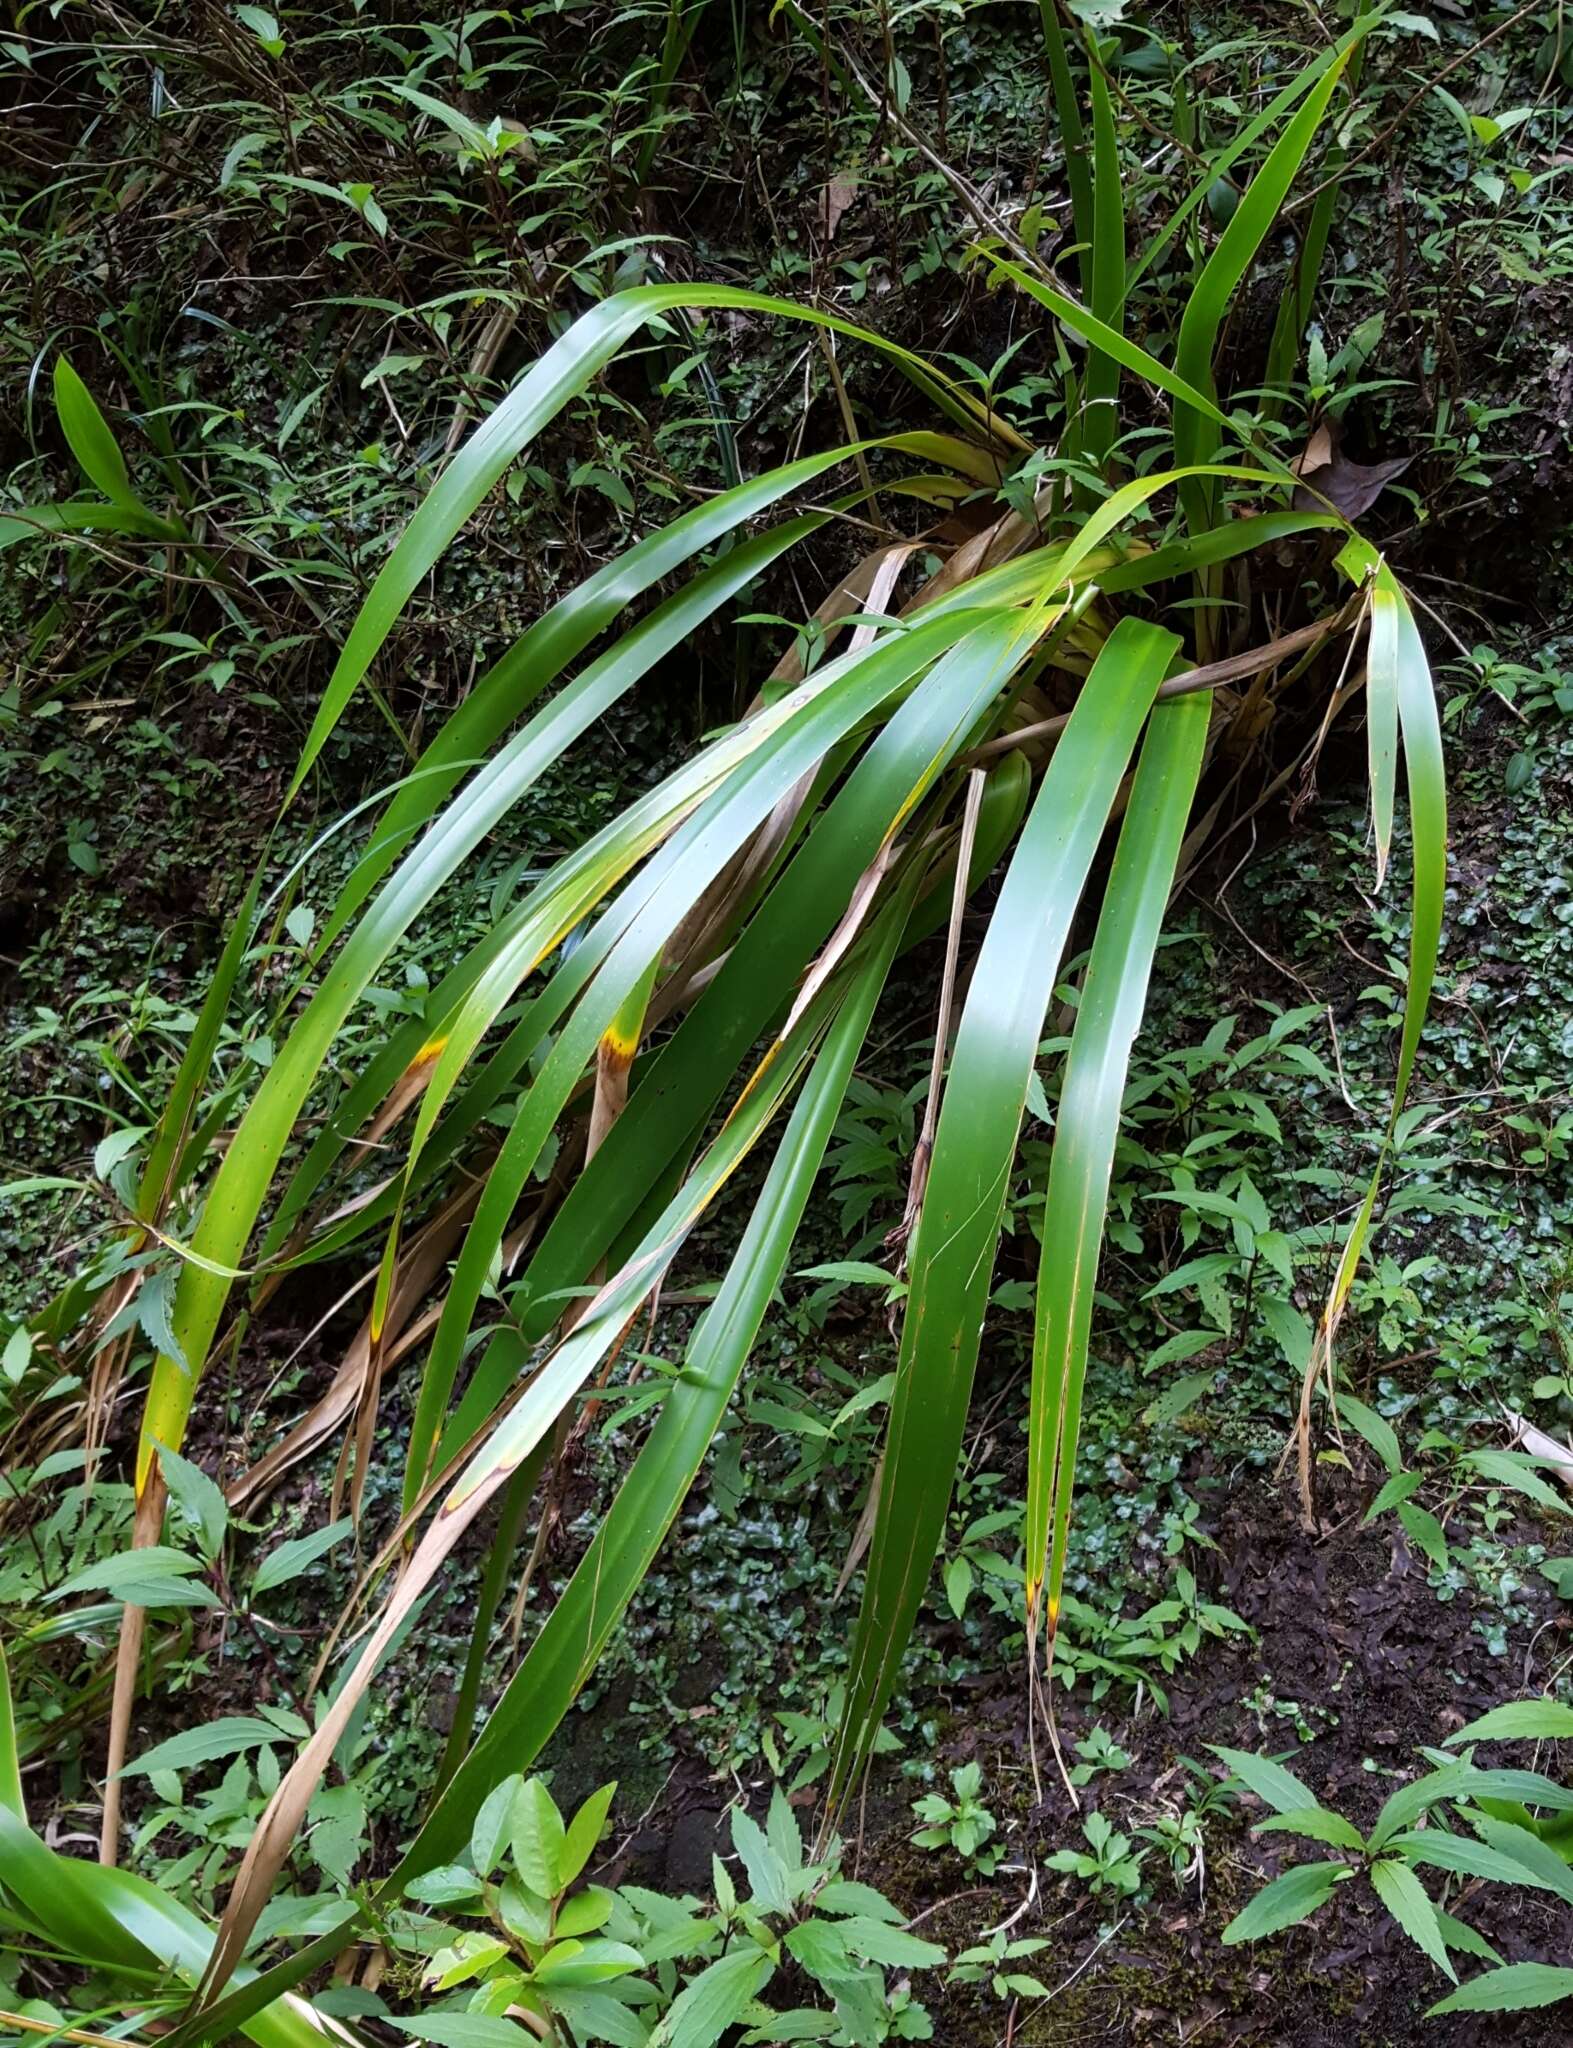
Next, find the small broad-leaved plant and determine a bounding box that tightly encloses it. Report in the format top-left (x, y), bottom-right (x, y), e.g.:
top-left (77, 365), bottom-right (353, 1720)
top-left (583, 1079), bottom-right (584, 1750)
top-left (1145, 1563), bottom-right (1255, 1664)
top-left (1067, 1722), bottom-right (1131, 1789)
top-left (946, 1928), bottom-right (1052, 2004)
top-left (399, 1774), bottom-right (944, 2046)
top-left (767, 1680), bottom-right (903, 1794)
top-left (402, 1774), bottom-right (647, 2044)
top-left (910, 1762), bottom-right (999, 1877)
top-left (1045, 1810), bottom-right (1146, 1898)
top-left (716, 1783), bottom-right (946, 2044)
top-left (1135, 1754), bottom-right (1241, 1893)
top-left (1216, 1701), bottom-right (1573, 2015)
top-left (1047, 1567), bottom-right (1253, 1713)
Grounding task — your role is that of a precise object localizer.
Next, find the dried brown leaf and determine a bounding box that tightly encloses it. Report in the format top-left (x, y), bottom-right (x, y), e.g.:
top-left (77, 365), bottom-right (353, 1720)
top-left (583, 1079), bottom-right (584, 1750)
top-left (1291, 423), bottom-right (1411, 519)
top-left (819, 172), bottom-right (858, 240)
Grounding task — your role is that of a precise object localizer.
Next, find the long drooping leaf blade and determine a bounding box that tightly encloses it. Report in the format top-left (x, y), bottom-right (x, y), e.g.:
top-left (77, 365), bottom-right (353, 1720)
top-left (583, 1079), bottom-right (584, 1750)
top-left (417, 632), bottom-right (1048, 1485)
top-left (402, 608), bottom-right (1007, 1169)
top-left (315, 446), bottom-right (890, 953)
top-left (831, 615), bottom-right (1182, 1799)
top-left (1125, 21), bottom-right (1370, 300)
top-left (395, 882), bottom-right (917, 1884)
top-left (0, 1802), bottom-right (361, 2048)
top-left (138, 868), bottom-right (267, 1219)
top-left (0, 1642), bottom-right (24, 1820)
top-left (1098, 509), bottom-right (1342, 592)
top-left (283, 284), bottom-right (992, 801)
top-left (1171, 46), bottom-right (1353, 541)
top-left (1037, 3), bottom-right (1092, 289)
top-left (983, 257), bottom-right (1238, 443)
top-left (1316, 541), bottom-right (1446, 1331)
top-left (24, 502), bottom-right (1310, 1349)
top-left (233, 516), bottom-right (1331, 1302)
top-left (1263, 33), bottom-right (1366, 401)
top-left (1024, 690), bottom-right (1210, 1648)
top-left (441, 611), bottom-right (1062, 1412)
top-left (138, 514), bottom-right (847, 1484)
top-left (0, 500), bottom-right (178, 549)
top-left (1081, 57), bottom-right (1124, 476)
top-left (197, 947), bottom-right (882, 2001)
top-left (272, 795), bottom-right (726, 1291)
top-left (265, 518), bottom-right (1070, 1269)
top-left (404, 607), bottom-right (1036, 1500)
top-left (1364, 570), bottom-right (1401, 889)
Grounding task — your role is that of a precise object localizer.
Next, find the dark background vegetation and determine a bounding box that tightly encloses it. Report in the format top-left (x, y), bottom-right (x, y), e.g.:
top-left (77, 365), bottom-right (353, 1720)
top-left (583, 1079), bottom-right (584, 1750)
top-left (4, 3), bottom-right (1573, 2041)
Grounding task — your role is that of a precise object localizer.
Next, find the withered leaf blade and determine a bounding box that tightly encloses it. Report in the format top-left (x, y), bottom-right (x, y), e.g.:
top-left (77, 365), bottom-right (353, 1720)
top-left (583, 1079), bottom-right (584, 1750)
top-left (819, 172), bottom-right (858, 240)
top-left (1293, 449), bottom-right (1412, 520)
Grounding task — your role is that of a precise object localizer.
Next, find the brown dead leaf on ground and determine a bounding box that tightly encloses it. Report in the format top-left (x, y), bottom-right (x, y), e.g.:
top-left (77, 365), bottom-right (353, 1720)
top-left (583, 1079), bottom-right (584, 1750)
top-left (819, 172), bottom-right (858, 239)
top-left (1292, 421), bottom-right (1412, 519)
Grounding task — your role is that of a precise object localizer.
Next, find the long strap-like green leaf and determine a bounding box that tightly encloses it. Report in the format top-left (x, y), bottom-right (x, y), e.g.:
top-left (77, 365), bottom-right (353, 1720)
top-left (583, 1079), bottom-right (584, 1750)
top-left (197, 912), bottom-right (913, 1998)
top-left (1316, 540), bottom-right (1446, 1338)
top-left (138, 514), bottom-right (851, 1481)
top-left (0, 1799), bottom-right (360, 2048)
top-left (259, 524), bottom-right (1065, 1270)
top-left (283, 285), bottom-right (997, 804)
top-left (401, 607), bottom-right (1036, 1502)
top-left (1081, 58), bottom-right (1124, 479)
top-left (830, 614), bottom-right (1181, 1803)
top-left (250, 510), bottom-right (1336, 1298)
top-left (345, 508), bottom-right (1326, 1495)
top-left (1023, 689), bottom-right (1210, 1655)
top-left (313, 444), bottom-right (888, 954)
top-left (397, 881), bottom-right (919, 1882)
top-left (163, 890), bottom-right (925, 2047)
top-left (0, 1643), bottom-right (24, 1820)
top-left (1171, 46), bottom-right (1352, 545)
top-left (1124, 20), bottom-right (1371, 302)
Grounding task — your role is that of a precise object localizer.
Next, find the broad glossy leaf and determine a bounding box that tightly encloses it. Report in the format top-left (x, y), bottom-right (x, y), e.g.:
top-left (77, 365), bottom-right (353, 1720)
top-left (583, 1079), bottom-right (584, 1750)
top-left (1208, 1745), bottom-right (1322, 1818)
top-left (1445, 1699), bottom-right (1573, 1747)
top-left (655, 1947), bottom-right (774, 2048)
top-left (1389, 1825), bottom-right (1573, 1904)
top-left (509, 1777), bottom-right (565, 1899)
top-left (53, 358), bottom-right (140, 510)
top-left (1254, 1807), bottom-right (1365, 1852)
top-left (560, 1782), bottom-right (618, 1891)
top-left (252, 1519), bottom-right (354, 1596)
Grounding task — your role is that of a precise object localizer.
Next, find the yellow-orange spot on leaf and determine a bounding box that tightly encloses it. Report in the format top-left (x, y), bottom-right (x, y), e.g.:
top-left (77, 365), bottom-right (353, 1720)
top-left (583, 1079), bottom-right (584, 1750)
top-left (601, 1024), bottom-right (639, 1063)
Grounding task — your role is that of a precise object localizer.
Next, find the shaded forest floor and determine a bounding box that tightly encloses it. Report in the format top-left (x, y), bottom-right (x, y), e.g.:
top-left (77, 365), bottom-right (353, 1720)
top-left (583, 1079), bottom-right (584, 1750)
top-left (6, 4), bottom-right (1573, 2042)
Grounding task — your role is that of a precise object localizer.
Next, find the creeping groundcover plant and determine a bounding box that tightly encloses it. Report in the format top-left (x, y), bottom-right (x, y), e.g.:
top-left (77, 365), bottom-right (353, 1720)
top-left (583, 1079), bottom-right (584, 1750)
top-left (0, 13), bottom-right (1448, 2041)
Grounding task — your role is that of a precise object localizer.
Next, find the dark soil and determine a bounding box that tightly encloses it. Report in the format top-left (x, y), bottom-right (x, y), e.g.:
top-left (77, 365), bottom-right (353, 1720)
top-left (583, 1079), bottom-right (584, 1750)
top-left (586, 1456), bottom-right (1572, 2046)
top-left (879, 1466), bottom-right (1570, 2044)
